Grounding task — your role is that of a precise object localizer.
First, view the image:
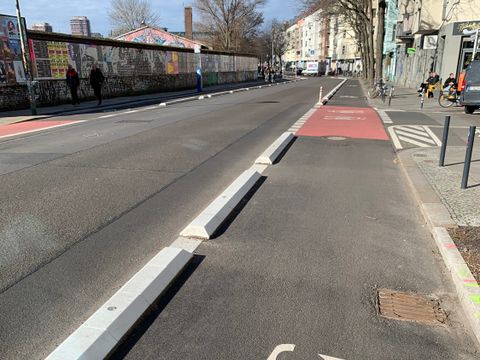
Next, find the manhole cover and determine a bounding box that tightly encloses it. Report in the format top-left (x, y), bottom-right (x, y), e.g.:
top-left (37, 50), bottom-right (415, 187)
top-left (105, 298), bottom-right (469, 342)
top-left (378, 289), bottom-right (447, 326)
top-left (327, 136), bottom-right (347, 140)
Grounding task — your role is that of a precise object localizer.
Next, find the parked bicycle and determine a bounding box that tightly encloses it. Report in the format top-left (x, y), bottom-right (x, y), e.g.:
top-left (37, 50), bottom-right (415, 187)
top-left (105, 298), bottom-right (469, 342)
top-left (368, 79), bottom-right (390, 103)
top-left (438, 87), bottom-right (461, 108)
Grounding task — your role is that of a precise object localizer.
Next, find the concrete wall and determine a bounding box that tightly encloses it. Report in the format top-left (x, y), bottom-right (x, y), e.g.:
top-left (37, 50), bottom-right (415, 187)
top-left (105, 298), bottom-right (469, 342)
top-left (0, 31), bottom-right (258, 110)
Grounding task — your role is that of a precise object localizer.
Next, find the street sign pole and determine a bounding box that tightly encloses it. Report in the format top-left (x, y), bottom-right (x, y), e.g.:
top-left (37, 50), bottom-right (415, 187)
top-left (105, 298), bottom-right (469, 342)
top-left (15, 0), bottom-right (37, 115)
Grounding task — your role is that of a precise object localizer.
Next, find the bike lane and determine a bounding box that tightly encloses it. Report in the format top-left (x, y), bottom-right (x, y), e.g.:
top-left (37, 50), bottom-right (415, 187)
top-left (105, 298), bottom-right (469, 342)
top-left (114, 80), bottom-right (478, 360)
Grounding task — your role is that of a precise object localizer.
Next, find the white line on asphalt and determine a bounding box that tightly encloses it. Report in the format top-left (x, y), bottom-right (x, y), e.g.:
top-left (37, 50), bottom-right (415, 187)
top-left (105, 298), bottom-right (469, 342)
top-left (319, 354), bottom-right (345, 360)
top-left (198, 95), bottom-right (205, 100)
top-left (423, 126), bottom-right (443, 146)
top-left (98, 114), bottom-right (117, 119)
top-left (144, 106), bottom-right (157, 110)
top-left (0, 121), bottom-right (86, 140)
top-left (158, 103), bottom-right (167, 107)
top-left (377, 110), bottom-right (393, 124)
top-left (397, 135), bottom-right (431, 147)
top-left (395, 130), bottom-right (436, 144)
top-left (267, 344), bottom-right (296, 360)
top-left (387, 126), bottom-right (403, 150)
top-left (394, 126), bottom-right (430, 136)
top-left (123, 109), bottom-right (141, 114)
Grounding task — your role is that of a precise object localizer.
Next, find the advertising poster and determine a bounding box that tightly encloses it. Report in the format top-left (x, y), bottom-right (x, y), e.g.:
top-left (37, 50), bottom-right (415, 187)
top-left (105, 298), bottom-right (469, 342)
top-left (47, 42), bottom-right (68, 79)
top-left (0, 60), bottom-right (6, 84)
top-left (0, 14), bottom-right (26, 85)
top-left (13, 60), bottom-right (26, 82)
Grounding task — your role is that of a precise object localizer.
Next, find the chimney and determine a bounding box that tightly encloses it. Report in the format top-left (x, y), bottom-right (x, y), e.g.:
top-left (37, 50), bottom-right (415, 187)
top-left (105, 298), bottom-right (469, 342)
top-left (184, 6), bottom-right (193, 40)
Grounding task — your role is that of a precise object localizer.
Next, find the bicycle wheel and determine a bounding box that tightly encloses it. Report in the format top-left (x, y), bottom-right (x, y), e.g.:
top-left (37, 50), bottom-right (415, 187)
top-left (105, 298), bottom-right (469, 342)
top-left (368, 88), bottom-right (380, 99)
top-left (381, 90), bottom-right (386, 103)
top-left (438, 94), bottom-right (454, 108)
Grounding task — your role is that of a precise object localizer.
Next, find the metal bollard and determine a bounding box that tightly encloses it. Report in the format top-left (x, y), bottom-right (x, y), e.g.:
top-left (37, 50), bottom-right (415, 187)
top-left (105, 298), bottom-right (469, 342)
top-left (420, 89), bottom-right (425, 109)
top-left (318, 86), bottom-right (323, 105)
top-left (388, 87), bottom-right (394, 107)
top-left (439, 116), bottom-right (451, 167)
top-left (461, 126), bottom-right (476, 189)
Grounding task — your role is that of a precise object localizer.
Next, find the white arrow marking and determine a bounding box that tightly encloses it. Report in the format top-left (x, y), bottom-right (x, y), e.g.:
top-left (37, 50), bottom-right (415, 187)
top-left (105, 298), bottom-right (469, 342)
top-left (267, 344), bottom-right (295, 360)
top-left (319, 354), bottom-right (346, 360)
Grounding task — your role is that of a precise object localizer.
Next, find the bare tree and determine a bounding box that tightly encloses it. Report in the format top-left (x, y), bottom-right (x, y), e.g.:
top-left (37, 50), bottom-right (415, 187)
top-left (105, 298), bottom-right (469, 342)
top-left (194, 0), bottom-right (266, 52)
top-left (271, 19), bottom-right (288, 69)
top-left (301, 0), bottom-right (385, 84)
top-left (108, 0), bottom-right (160, 36)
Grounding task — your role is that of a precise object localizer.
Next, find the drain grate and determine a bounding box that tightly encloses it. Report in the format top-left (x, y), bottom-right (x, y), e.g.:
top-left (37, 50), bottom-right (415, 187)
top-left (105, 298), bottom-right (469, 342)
top-left (378, 289), bottom-right (447, 326)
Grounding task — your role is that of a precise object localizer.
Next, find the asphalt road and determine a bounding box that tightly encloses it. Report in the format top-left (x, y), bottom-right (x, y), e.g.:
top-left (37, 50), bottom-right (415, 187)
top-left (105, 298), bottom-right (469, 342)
top-left (0, 77), bottom-right (343, 360)
top-left (113, 80), bottom-right (479, 359)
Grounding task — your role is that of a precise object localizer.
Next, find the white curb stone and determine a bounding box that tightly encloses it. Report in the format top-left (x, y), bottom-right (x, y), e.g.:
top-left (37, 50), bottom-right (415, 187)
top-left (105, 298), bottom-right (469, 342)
top-left (321, 78), bottom-right (348, 104)
top-left (180, 169), bottom-right (262, 239)
top-left (255, 132), bottom-right (295, 165)
top-left (46, 247), bottom-right (192, 360)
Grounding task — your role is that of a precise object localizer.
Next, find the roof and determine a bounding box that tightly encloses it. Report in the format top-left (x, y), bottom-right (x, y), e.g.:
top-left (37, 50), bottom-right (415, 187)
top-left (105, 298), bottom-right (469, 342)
top-left (114, 25), bottom-right (209, 49)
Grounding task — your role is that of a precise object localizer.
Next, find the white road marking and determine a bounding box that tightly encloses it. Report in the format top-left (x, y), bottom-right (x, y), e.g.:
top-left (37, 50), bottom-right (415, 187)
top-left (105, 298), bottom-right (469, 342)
top-left (340, 95), bottom-right (359, 98)
top-left (388, 125), bottom-right (442, 149)
top-left (144, 106), bottom-right (157, 110)
top-left (423, 125), bottom-right (444, 146)
top-left (123, 109), bottom-right (140, 114)
top-left (387, 126), bottom-right (403, 149)
top-left (397, 135), bottom-right (431, 147)
top-left (158, 103), bottom-right (167, 107)
top-left (319, 354), bottom-right (346, 360)
top-left (394, 126), bottom-right (429, 136)
top-left (377, 110), bottom-right (393, 124)
top-left (98, 114), bottom-right (116, 119)
top-left (394, 130), bottom-right (437, 144)
top-left (267, 344), bottom-right (295, 360)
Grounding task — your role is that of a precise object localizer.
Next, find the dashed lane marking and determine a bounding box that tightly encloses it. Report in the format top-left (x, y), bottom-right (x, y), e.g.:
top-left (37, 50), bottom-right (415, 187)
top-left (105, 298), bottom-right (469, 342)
top-left (388, 125), bottom-right (442, 150)
top-left (377, 109), bottom-right (393, 124)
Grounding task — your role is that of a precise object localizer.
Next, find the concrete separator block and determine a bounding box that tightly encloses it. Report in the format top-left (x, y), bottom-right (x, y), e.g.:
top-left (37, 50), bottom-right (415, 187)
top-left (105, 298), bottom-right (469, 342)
top-left (255, 132), bottom-right (294, 165)
top-left (180, 169), bottom-right (261, 239)
top-left (170, 237), bottom-right (202, 253)
top-left (45, 247), bottom-right (192, 360)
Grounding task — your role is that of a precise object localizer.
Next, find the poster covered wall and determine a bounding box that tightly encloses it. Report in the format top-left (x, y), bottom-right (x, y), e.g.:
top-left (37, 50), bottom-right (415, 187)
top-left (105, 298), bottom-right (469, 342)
top-left (28, 38), bottom-right (257, 80)
top-left (0, 14), bottom-right (27, 85)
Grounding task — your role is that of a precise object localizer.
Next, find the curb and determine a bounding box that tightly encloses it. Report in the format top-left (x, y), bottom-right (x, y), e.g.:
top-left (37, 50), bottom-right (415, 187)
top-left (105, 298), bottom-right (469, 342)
top-left (255, 132), bottom-right (294, 165)
top-left (397, 148), bottom-right (480, 344)
top-left (45, 247), bottom-right (193, 360)
top-left (180, 167), bottom-right (262, 239)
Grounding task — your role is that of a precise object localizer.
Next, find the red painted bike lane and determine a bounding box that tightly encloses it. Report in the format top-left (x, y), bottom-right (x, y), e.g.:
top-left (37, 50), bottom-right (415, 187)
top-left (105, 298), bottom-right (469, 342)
top-left (0, 120), bottom-right (81, 140)
top-left (295, 105), bottom-right (389, 141)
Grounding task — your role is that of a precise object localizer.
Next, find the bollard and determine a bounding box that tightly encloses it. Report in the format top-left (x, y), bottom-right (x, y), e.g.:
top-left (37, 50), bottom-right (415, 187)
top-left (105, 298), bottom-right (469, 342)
top-left (461, 126), bottom-right (476, 189)
top-left (420, 89), bottom-right (425, 109)
top-left (318, 86), bottom-right (323, 105)
top-left (439, 116), bottom-right (451, 167)
top-left (388, 87), bottom-right (394, 107)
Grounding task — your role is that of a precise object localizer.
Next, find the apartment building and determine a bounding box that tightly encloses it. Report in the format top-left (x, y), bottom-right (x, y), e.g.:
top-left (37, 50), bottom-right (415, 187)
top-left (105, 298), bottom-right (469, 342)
top-left (395, 0), bottom-right (480, 87)
top-left (328, 16), bottom-right (362, 74)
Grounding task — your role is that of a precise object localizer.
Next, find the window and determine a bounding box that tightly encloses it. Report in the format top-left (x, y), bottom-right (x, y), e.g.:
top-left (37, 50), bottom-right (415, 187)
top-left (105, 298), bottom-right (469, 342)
top-left (342, 45), bottom-right (346, 54)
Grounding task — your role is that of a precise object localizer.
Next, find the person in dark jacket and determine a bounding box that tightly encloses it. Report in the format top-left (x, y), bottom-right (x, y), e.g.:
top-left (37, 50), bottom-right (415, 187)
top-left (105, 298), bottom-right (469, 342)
top-left (66, 65), bottom-right (80, 105)
top-left (443, 73), bottom-right (456, 88)
top-left (89, 64), bottom-right (105, 105)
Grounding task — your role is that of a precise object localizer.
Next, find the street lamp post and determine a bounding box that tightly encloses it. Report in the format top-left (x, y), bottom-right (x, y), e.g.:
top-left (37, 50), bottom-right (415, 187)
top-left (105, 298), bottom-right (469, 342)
top-left (15, 0), bottom-right (37, 115)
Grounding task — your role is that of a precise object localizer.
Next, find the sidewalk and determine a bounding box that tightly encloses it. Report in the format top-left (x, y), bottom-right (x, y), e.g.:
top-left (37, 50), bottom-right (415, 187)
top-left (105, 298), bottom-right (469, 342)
top-left (0, 79), bottom-right (275, 125)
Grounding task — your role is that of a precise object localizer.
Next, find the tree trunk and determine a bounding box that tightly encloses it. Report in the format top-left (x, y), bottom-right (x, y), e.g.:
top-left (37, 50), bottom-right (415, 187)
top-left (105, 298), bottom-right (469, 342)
top-left (375, 0), bottom-right (386, 81)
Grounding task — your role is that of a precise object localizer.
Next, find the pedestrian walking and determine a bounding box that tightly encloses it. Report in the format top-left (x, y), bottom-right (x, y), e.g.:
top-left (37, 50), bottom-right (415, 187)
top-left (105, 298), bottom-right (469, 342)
top-left (66, 65), bottom-right (80, 105)
top-left (89, 64), bottom-right (105, 106)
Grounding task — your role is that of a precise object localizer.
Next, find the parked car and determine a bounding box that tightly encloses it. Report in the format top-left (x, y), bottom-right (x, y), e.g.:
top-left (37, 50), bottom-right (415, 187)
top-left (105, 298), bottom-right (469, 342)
top-left (460, 60), bottom-right (480, 114)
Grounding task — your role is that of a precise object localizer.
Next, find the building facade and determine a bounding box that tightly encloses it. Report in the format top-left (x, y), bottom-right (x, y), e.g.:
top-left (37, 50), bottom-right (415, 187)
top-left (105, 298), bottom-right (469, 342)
top-left (31, 23), bottom-right (53, 32)
top-left (395, 0), bottom-right (480, 88)
top-left (70, 16), bottom-right (91, 37)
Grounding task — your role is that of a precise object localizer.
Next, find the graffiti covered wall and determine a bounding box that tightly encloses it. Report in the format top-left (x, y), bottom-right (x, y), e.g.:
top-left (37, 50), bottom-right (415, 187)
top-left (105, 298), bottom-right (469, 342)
top-left (115, 26), bottom-right (201, 49)
top-left (0, 31), bottom-right (258, 110)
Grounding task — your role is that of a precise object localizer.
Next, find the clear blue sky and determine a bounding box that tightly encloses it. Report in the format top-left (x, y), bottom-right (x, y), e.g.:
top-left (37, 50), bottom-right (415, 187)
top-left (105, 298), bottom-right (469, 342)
top-left (0, 0), bottom-right (300, 35)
